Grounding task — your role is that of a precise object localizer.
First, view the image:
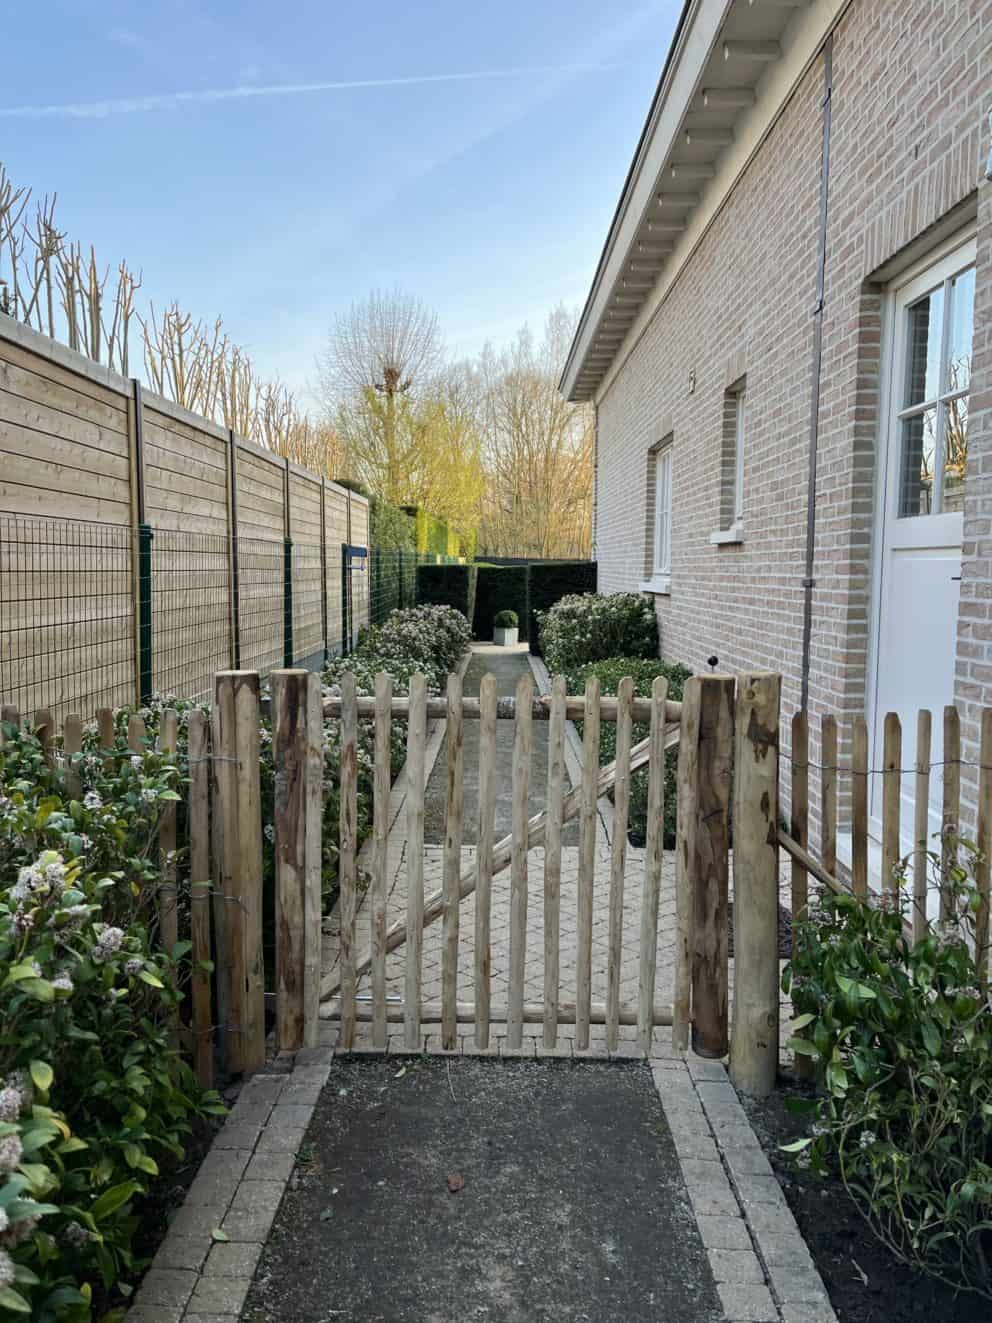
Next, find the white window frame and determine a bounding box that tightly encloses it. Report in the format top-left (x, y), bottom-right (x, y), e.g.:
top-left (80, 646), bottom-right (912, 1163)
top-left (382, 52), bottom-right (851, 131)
top-left (642, 442), bottom-right (673, 593)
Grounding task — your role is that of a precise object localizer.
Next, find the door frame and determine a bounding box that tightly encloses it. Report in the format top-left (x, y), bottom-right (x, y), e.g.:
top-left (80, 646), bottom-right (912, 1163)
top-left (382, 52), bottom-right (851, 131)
top-left (865, 227), bottom-right (977, 850)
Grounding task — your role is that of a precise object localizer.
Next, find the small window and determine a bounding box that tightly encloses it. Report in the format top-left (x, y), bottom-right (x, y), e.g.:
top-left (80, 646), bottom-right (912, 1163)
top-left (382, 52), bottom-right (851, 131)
top-left (718, 380), bottom-right (745, 535)
top-left (653, 444), bottom-right (672, 576)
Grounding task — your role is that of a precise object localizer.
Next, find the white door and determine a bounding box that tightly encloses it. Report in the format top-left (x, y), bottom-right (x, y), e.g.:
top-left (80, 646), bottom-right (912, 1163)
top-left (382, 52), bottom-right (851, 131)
top-left (870, 238), bottom-right (976, 854)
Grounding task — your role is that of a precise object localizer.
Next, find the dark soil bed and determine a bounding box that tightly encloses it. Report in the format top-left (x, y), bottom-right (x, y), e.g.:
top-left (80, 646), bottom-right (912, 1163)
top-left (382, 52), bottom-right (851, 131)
top-left (742, 1080), bottom-right (990, 1323)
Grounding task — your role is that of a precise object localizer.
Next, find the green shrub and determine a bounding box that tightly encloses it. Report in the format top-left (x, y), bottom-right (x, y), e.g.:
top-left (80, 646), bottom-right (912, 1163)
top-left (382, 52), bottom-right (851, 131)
top-left (494, 609), bottom-right (518, 629)
top-left (568, 657), bottom-right (691, 847)
top-left (473, 565), bottom-right (529, 641)
top-left (539, 592), bottom-right (658, 674)
top-left (0, 718), bottom-right (224, 1319)
top-left (369, 497), bottom-right (415, 551)
top-left (528, 562), bottom-right (597, 655)
top-left (415, 564), bottom-right (477, 625)
top-left (784, 848), bottom-right (992, 1300)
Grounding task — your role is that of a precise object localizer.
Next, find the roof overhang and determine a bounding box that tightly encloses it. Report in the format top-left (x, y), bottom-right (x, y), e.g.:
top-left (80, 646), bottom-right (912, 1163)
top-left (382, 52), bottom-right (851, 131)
top-left (561, 0), bottom-right (841, 403)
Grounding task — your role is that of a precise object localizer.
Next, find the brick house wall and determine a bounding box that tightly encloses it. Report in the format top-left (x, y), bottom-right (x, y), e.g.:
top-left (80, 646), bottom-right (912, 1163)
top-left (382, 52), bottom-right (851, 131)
top-left (593, 0), bottom-right (991, 846)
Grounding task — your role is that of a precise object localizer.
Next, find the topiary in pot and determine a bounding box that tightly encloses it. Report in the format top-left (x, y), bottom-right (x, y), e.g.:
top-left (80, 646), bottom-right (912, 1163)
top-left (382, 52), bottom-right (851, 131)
top-left (493, 609), bottom-right (519, 647)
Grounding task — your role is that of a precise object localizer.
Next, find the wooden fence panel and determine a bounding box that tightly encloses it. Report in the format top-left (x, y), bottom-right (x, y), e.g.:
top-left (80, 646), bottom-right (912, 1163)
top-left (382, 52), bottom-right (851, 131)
top-left (442, 671), bottom-right (464, 1051)
top-left (606, 676), bottom-right (633, 1052)
top-left (637, 675), bottom-right (668, 1056)
top-left (543, 675), bottom-right (566, 1048)
top-left (575, 675), bottom-right (601, 1052)
top-left (404, 673), bottom-right (427, 1049)
top-left (507, 671), bottom-right (533, 1049)
top-left (371, 672), bottom-right (393, 1049)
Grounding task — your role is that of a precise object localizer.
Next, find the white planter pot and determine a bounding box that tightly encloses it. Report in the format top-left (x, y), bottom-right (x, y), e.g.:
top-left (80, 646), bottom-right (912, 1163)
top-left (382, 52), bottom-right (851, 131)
top-left (494, 626), bottom-right (519, 647)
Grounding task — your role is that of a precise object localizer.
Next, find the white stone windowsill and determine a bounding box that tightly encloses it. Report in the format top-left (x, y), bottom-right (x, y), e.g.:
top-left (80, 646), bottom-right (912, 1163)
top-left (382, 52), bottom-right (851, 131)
top-left (639, 575), bottom-right (671, 596)
top-left (709, 524), bottom-right (743, 546)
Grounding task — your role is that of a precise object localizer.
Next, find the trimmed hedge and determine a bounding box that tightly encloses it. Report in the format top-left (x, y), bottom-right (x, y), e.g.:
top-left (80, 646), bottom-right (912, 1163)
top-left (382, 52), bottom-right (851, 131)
top-left (569, 656), bottom-right (692, 847)
top-left (416, 562), bottom-right (478, 623)
top-left (473, 563), bottom-right (530, 640)
top-left (539, 591), bottom-right (658, 674)
top-left (528, 561), bottom-right (598, 656)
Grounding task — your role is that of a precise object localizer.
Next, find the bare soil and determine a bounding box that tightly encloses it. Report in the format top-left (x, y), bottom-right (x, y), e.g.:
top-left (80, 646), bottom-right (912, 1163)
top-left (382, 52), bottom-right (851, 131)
top-left (743, 1080), bottom-right (991, 1323)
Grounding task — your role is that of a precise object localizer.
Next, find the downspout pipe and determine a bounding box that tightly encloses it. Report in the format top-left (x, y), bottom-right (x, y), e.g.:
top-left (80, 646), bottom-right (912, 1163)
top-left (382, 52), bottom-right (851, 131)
top-left (800, 35), bottom-right (834, 711)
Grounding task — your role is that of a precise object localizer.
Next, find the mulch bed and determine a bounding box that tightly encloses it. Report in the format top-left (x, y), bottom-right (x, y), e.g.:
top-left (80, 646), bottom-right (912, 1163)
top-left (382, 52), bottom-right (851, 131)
top-left (742, 1080), bottom-right (990, 1323)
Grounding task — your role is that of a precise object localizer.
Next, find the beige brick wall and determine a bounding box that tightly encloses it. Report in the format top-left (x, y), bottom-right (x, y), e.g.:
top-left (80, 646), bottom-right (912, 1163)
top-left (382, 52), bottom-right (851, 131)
top-left (594, 0), bottom-right (991, 844)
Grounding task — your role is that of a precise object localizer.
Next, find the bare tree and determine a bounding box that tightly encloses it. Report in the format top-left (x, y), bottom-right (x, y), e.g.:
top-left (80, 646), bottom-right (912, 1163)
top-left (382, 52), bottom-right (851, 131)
top-left (475, 305), bottom-right (593, 559)
top-left (318, 287), bottom-right (443, 404)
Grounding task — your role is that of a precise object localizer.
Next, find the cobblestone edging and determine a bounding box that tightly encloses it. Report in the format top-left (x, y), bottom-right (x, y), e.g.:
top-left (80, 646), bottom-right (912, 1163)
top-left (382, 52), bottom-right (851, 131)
top-left (125, 1045), bottom-right (334, 1323)
top-left (651, 1058), bottom-right (837, 1323)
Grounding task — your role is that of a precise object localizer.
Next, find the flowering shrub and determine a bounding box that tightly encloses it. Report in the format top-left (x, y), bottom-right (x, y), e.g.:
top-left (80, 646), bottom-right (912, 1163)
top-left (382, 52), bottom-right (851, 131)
top-left (0, 717), bottom-right (224, 1319)
top-left (784, 845), bottom-right (992, 1299)
top-left (353, 604), bottom-right (470, 691)
top-left (538, 593), bottom-right (658, 675)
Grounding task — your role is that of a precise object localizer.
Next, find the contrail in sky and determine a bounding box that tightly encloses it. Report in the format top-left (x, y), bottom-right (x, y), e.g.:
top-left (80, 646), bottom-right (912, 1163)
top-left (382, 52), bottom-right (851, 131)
top-left (0, 65), bottom-right (621, 120)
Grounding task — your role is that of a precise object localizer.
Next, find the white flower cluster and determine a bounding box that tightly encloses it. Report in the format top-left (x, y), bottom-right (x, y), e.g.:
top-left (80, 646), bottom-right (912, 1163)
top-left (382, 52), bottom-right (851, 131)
top-left (91, 925), bottom-right (125, 963)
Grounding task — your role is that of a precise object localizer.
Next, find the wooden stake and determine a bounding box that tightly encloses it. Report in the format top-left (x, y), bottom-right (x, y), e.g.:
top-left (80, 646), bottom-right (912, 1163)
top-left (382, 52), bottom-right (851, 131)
top-left (820, 714), bottom-right (837, 878)
top-left (338, 671), bottom-right (358, 1050)
top-left (371, 672), bottom-right (393, 1049)
top-left (730, 673), bottom-right (781, 1098)
top-left (63, 713), bottom-right (83, 800)
top-left (159, 708), bottom-right (179, 955)
top-left (507, 671), bottom-right (534, 1049)
top-left (442, 671), bottom-right (464, 1051)
top-left (790, 711), bottom-right (809, 924)
top-left (97, 707), bottom-right (115, 750)
top-left (882, 711), bottom-right (902, 897)
top-left (691, 675), bottom-right (734, 1060)
top-left (34, 708), bottom-right (54, 767)
top-left (404, 673), bottom-right (427, 1050)
top-left (213, 674), bottom-right (242, 1073)
top-left (637, 675), bottom-right (668, 1057)
top-left (852, 716), bottom-right (869, 899)
top-left (236, 673), bottom-right (265, 1074)
top-left (542, 674), bottom-right (567, 1049)
top-left (606, 676), bottom-right (633, 1051)
top-left (672, 678), bottom-right (701, 1053)
top-left (913, 709), bottom-right (932, 943)
top-left (273, 670), bottom-right (323, 1053)
top-left (575, 675), bottom-right (601, 1052)
top-left (474, 673), bottom-right (498, 1048)
top-left (188, 710), bottom-right (214, 1088)
top-left (941, 705), bottom-right (961, 920)
top-left (127, 713), bottom-right (145, 754)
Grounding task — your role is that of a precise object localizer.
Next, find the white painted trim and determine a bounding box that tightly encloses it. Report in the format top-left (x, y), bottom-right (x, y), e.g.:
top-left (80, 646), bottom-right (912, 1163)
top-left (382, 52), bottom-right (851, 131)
top-left (865, 227), bottom-right (977, 838)
top-left (640, 575), bottom-right (672, 595)
top-left (709, 525), bottom-right (743, 546)
top-left (586, 0), bottom-right (849, 407)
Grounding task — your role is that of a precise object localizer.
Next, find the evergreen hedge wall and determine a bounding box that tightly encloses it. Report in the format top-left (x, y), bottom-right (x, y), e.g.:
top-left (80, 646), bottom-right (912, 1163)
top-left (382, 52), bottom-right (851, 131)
top-left (473, 564), bottom-right (530, 641)
top-left (415, 562), bottom-right (478, 624)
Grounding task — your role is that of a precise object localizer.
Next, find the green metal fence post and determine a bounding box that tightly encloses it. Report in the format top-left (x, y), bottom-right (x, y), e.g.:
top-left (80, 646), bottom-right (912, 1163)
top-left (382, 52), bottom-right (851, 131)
top-left (340, 543), bottom-right (350, 656)
top-left (137, 523), bottom-right (154, 706)
top-left (283, 537), bottom-right (294, 667)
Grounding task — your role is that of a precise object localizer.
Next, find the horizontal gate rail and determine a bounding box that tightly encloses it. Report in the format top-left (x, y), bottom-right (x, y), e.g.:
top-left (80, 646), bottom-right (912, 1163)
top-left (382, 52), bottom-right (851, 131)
top-left (319, 718), bottom-right (682, 1001)
top-left (321, 997), bottom-right (674, 1027)
top-left (324, 693), bottom-right (682, 725)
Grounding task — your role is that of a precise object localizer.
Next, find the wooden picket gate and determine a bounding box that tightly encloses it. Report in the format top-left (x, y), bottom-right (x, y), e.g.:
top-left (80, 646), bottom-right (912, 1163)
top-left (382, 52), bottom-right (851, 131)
top-left (304, 669), bottom-right (785, 1092)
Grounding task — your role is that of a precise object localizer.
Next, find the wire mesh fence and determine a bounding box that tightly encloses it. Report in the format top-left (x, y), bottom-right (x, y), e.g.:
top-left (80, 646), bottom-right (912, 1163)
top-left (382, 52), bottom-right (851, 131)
top-left (0, 515), bottom-right (136, 721)
top-left (0, 516), bottom-right (463, 721)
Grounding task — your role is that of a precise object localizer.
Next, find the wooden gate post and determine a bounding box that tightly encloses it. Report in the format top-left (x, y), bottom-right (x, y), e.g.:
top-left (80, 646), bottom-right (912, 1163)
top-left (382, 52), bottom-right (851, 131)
top-left (729, 673), bottom-right (781, 1097)
top-left (690, 674), bottom-right (735, 1059)
top-left (215, 671), bottom-right (265, 1075)
top-left (272, 669), bottom-right (323, 1053)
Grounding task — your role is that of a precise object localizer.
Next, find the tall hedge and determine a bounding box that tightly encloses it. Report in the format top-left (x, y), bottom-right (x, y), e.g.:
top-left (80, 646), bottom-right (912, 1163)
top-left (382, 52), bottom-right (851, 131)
top-left (528, 561), bottom-right (598, 656)
top-left (473, 564), bottom-right (530, 640)
top-left (415, 562), bottom-right (478, 624)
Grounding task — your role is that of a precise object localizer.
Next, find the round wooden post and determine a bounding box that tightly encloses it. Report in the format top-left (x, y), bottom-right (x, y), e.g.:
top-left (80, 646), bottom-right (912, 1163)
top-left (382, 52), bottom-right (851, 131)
top-left (729, 673), bottom-right (781, 1097)
top-left (691, 674), bottom-right (735, 1059)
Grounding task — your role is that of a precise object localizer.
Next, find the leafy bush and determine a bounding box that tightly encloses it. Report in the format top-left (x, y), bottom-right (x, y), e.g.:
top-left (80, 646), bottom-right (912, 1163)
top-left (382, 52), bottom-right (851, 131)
top-left (353, 604), bottom-right (470, 692)
top-left (369, 497), bottom-right (415, 551)
top-left (568, 657), bottom-right (691, 847)
top-left (527, 561), bottom-right (597, 655)
top-left (538, 592), bottom-right (658, 674)
top-left (473, 565), bottom-right (529, 642)
top-left (0, 718), bottom-right (223, 1320)
top-left (784, 848), bottom-right (992, 1299)
top-left (494, 609), bottom-right (518, 629)
top-left (415, 564), bottom-right (478, 626)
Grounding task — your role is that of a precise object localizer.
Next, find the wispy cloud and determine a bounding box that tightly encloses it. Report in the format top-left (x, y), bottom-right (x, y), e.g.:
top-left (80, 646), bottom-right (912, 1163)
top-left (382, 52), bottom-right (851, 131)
top-left (0, 64), bottom-right (621, 121)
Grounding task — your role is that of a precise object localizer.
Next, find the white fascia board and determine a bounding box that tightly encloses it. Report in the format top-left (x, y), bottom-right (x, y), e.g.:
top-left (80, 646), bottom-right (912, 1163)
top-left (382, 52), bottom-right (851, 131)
top-left (590, 0), bottom-right (848, 407)
top-left (561, 0), bottom-right (733, 400)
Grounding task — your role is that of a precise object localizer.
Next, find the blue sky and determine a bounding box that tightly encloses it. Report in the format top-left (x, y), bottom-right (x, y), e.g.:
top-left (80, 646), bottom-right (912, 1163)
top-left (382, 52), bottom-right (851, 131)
top-left (2, 1), bottom-right (678, 400)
